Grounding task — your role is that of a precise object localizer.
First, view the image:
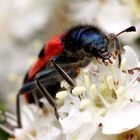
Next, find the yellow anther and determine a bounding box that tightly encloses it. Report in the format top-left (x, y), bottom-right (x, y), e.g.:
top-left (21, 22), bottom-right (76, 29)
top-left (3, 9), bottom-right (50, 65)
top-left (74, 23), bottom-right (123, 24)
top-left (56, 91), bottom-right (68, 100)
top-left (106, 76), bottom-right (114, 90)
top-left (116, 86), bottom-right (125, 96)
top-left (80, 99), bottom-right (90, 109)
top-left (61, 80), bottom-right (70, 89)
top-left (120, 58), bottom-right (127, 71)
top-left (83, 75), bottom-right (91, 88)
top-left (72, 86), bottom-right (86, 96)
top-left (89, 84), bottom-right (97, 98)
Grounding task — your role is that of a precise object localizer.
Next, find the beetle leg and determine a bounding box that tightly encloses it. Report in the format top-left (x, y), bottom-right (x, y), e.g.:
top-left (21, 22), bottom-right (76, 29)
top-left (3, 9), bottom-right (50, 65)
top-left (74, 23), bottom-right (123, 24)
top-left (0, 87), bottom-right (44, 134)
top-left (102, 59), bottom-right (108, 66)
top-left (35, 80), bottom-right (59, 119)
top-left (16, 80), bottom-right (60, 124)
top-left (15, 90), bottom-right (23, 128)
top-left (0, 80), bottom-right (59, 134)
top-left (108, 33), bottom-right (121, 67)
top-left (107, 58), bottom-right (113, 64)
top-left (10, 89), bottom-right (34, 129)
top-left (0, 60), bottom-right (76, 132)
top-left (50, 59), bottom-right (76, 88)
top-left (50, 60), bottom-right (84, 101)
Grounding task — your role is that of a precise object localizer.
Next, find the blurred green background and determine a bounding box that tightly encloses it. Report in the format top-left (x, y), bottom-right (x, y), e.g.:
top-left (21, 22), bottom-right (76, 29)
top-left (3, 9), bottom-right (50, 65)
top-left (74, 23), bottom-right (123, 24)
top-left (0, 0), bottom-right (140, 139)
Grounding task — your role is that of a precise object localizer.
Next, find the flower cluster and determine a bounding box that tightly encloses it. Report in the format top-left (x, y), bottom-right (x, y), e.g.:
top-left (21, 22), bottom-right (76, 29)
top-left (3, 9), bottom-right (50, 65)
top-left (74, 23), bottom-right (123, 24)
top-left (57, 45), bottom-right (140, 139)
top-left (10, 46), bottom-right (140, 140)
top-left (9, 102), bottom-right (63, 140)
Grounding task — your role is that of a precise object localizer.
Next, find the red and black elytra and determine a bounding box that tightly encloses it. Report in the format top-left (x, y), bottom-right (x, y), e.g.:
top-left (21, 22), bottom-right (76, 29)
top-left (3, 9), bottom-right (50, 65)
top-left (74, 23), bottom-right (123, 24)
top-left (23, 34), bottom-right (64, 104)
top-left (15, 25), bottom-right (136, 128)
top-left (28, 34), bottom-right (64, 80)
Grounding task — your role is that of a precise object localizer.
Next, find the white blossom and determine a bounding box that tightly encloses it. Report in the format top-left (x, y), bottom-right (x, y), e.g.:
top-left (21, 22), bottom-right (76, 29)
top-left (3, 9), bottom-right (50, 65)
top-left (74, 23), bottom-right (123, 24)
top-left (13, 102), bottom-right (63, 140)
top-left (11, 46), bottom-right (140, 140)
top-left (58, 45), bottom-right (140, 139)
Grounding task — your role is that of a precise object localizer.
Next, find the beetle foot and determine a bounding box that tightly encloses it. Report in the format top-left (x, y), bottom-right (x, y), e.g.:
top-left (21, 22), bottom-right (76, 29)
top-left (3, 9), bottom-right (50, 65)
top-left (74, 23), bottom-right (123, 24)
top-left (102, 59), bottom-right (108, 66)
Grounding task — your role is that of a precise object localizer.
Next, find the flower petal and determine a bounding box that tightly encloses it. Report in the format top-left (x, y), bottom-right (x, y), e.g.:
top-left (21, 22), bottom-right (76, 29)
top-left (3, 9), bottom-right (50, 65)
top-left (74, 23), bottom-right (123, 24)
top-left (126, 86), bottom-right (140, 101)
top-left (60, 110), bottom-right (99, 140)
top-left (102, 102), bottom-right (140, 134)
top-left (122, 46), bottom-right (139, 69)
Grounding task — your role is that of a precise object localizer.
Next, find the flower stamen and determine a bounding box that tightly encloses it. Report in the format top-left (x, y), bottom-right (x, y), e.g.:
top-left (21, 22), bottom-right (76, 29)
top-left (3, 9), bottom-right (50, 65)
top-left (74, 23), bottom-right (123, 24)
top-left (129, 67), bottom-right (140, 72)
top-left (137, 77), bottom-right (140, 82)
top-left (114, 80), bottom-right (119, 85)
top-left (96, 92), bottom-right (110, 109)
top-left (106, 76), bottom-right (114, 90)
top-left (128, 70), bottom-right (134, 75)
top-left (128, 67), bottom-right (140, 75)
top-left (120, 58), bottom-right (127, 71)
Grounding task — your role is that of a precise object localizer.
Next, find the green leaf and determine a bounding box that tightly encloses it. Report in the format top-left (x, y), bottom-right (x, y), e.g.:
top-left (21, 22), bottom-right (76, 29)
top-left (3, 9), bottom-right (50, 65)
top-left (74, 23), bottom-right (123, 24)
top-left (0, 128), bottom-right (10, 140)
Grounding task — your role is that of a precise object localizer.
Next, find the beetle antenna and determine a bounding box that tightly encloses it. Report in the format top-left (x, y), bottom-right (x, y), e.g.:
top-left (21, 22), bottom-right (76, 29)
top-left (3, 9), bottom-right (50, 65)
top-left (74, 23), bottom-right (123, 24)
top-left (115, 26), bottom-right (136, 37)
top-left (108, 26), bottom-right (136, 67)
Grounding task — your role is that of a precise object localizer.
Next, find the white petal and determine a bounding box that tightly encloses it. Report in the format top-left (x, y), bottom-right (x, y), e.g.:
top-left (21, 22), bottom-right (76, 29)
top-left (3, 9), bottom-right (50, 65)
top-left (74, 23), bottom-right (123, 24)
top-left (60, 110), bottom-right (91, 133)
top-left (21, 104), bottom-right (39, 131)
top-left (60, 110), bottom-right (99, 140)
top-left (60, 109), bottom-right (97, 133)
top-left (14, 129), bottom-right (30, 140)
top-left (37, 126), bottom-right (63, 140)
top-left (126, 86), bottom-right (140, 101)
top-left (102, 102), bottom-right (140, 134)
top-left (122, 46), bottom-right (139, 69)
top-left (72, 122), bottom-right (97, 140)
top-left (72, 86), bottom-right (86, 96)
top-left (58, 94), bottom-right (80, 115)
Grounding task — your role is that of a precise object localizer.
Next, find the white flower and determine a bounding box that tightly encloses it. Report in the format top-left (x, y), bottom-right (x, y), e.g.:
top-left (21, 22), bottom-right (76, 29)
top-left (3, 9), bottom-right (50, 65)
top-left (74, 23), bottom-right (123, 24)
top-left (58, 94), bottom-right (101, 140)
top-left (58, 45), bottom-right (140, 139)
top-left (13, 102), bottom-right (63, 140)
top-left (11, 45), bottom-right (140, 140)
top-left (101, 46), bottom-right (140, 134)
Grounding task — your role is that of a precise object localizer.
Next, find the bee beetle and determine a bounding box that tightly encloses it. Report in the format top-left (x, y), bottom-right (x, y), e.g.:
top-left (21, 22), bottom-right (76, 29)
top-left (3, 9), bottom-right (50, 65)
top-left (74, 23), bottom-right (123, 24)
top-left (1, 25), bottom-right (136, 131)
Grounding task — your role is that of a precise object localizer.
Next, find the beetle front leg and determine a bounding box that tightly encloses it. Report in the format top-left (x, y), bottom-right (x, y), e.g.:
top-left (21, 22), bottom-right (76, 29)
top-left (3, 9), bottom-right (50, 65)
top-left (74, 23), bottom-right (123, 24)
top-left (108, 33), bottom-right (121, 67)
top-left (49, 60), bottom-right (84, 101)
top-left (50, 59), bottom-right (76, 88)
top-left (15, 90), bottom-right (23, 128)
top-left (0, 90), bottom-right (23, 135)
top-left (35, 80), bottom-right (59, 119)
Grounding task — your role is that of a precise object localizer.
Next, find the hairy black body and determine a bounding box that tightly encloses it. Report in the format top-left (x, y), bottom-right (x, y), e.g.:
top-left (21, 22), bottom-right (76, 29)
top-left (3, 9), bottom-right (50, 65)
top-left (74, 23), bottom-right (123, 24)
top-left (22, 25), bottom-right (136, 104)
top-left (22, 25), bottom-right (112, 103)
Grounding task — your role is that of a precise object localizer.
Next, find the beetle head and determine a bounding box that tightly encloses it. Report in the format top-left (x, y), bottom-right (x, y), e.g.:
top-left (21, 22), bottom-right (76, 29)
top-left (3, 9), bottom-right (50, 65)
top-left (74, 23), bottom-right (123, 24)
top-left (82, 33), bottom-right (111, 59)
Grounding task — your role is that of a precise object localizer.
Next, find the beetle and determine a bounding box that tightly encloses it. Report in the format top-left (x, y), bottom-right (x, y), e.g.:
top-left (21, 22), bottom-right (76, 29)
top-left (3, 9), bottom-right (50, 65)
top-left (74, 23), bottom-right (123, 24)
top-left (1, 25), bottom-right (136, 131)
